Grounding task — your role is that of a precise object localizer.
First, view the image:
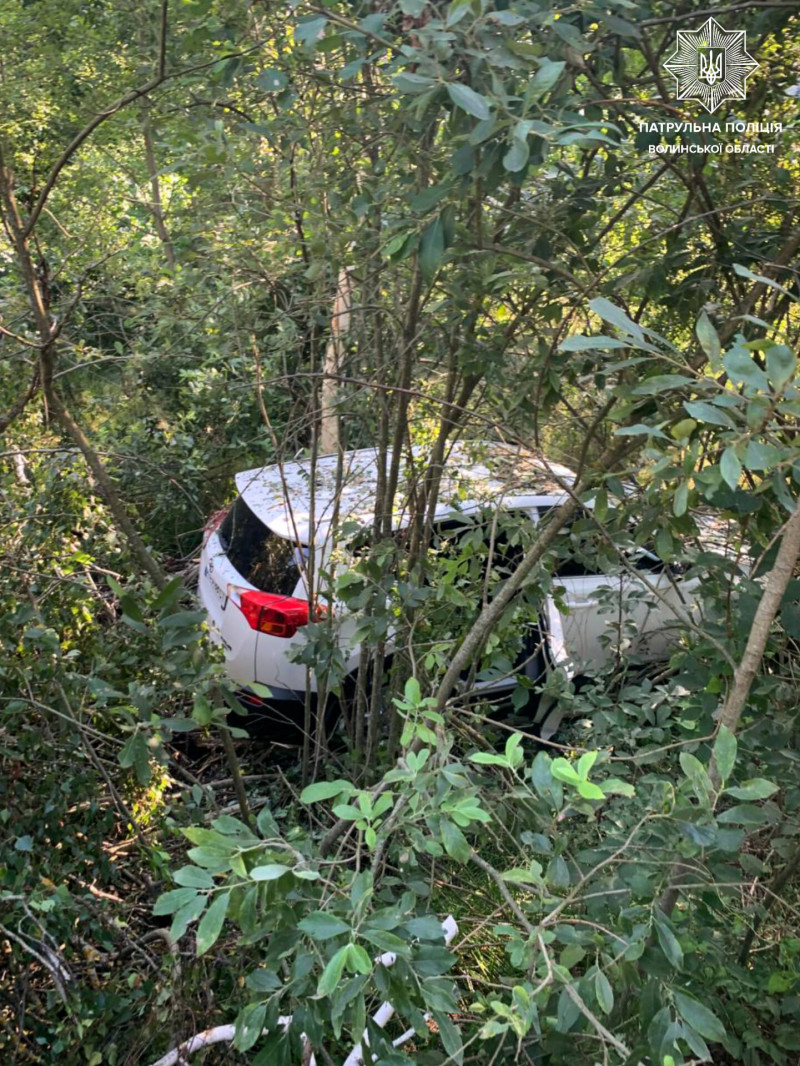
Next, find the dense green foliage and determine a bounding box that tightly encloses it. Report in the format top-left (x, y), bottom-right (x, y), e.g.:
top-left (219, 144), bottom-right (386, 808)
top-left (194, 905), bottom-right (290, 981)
top-left (1, 1), bottom-right (800, 1063)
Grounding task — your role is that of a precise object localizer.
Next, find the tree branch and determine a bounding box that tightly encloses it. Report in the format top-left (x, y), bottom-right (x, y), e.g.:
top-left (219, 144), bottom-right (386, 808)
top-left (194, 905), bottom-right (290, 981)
top-left (0, 366), bottom-right (40, 434)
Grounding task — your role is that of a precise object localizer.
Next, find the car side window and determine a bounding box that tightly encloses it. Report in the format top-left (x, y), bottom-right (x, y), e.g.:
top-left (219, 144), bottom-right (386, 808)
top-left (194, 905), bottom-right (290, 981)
top-left (537, 506), bottom-right (666, 577)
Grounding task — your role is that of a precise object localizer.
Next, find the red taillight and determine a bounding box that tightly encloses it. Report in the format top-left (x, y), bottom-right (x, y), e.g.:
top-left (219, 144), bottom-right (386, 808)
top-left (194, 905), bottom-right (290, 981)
top-left (230, 588), bottom-right (312, 638)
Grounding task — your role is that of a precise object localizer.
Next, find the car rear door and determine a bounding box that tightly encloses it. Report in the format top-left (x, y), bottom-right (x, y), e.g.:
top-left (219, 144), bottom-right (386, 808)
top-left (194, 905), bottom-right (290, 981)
top-left (538, 507), bottom-right (682, 673)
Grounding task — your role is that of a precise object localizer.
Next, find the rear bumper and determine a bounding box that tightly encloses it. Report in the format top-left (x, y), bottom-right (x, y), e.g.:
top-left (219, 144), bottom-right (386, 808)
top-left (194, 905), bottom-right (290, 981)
top-left (232, 685), bottom-right (323, 741)
top-left (236, 684), bottom-right (305, 707)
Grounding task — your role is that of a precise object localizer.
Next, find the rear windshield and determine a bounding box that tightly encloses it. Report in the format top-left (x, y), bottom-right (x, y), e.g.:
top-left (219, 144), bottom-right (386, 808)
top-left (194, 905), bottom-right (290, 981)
top-left (218, 497), bottom-right (307, 595)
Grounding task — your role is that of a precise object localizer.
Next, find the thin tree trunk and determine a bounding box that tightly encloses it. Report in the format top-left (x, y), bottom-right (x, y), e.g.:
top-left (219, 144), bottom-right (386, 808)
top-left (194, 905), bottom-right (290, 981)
top-left (0, 366), bottom-right (39, 434)
top-left (0, 151), bottom-right (165, 587)
top-left (142, 117), bottom-right (176, 270)
top-left (320, 268), bottom-right (352, 455)
top-left (739, 840), bottom-right (800, 964)
top-left (715, 498), bottom-right (800, 750)
top-left (382, 266), bottom-right (422, 538)
top-left (659, 498), bottom-right (800, 915)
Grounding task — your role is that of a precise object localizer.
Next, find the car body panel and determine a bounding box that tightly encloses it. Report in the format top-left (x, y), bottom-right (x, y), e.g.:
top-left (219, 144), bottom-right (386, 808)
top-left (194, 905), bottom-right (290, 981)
top-left (198, 530), bottom-right (261, 685)
top-left (198, 443), bottom-right (703, 708)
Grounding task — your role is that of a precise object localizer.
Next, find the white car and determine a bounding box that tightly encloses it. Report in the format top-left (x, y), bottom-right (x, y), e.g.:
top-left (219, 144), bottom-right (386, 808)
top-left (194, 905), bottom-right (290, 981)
top-left (198, 441), bottom-right (694, 734)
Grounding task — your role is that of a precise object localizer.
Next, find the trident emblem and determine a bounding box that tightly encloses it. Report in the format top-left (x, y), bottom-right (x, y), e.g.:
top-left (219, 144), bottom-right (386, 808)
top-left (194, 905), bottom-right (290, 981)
top-left (699, 48), bottom-right (724, 85)
top-left (665, 18), bottom-right (758, 113)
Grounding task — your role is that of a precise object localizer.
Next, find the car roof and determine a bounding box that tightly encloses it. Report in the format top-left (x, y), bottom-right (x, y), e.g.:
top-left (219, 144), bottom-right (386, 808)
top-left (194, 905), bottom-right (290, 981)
top-left (234, 441), bottom-right (576, 544)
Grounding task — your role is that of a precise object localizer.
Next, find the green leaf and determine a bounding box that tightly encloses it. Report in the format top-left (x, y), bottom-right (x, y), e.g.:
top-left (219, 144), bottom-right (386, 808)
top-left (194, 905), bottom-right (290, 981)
top-left (696, 311), bottom-right (721, 370)
top-left (766, 345), bottom-right (796, 389)
top-left (234, 1002), bottom-right (267, 1052)
top-left (295, 16), bottom-right (326, 47)
top-left (294, 868), bottom-right (320, 881)
top-left (604, 13), bottom-right (639, 37)
top-left (359, 929), bottom-right (409, 955)
top-left (469, 751), bottom-right (509, 766)
top-left (556, 986), bottom-right (581, 1032)
top-left (653, 913), bottom-right (683, 970)
top-left (405, 915), bottom-right (446, 939)
top-left (679, 752), bottom-right (712, 801)
top-left (151, 576), bottom-right (182, 611)
top-left (404, 676), bottom-right (421, 705)
top-left (257, 68), bottom-right (287, 93)
top-left (588, 297), bottom-right (644, 342)
top-left (601, 777), bottom-right (635, 798)
top-left (713, 726), bottom-right (737, 784)
top-left (393, 72), bottom-right (436, 94)
top-left (250, 864), bottom-right (292, 881)
top-left (317, 946), bottom-right (348, 997)
top-left (632, 374), bottom-right (695, 396)
top-left (119, 732), bottom-right (151, 785)
top-left (183, 827), bottom-right (233, 848)
top-left (300, 779), bottom-right (353, 803)
top-left (246, 969), bottom-right (282, 993)
top-left (671, 418), bottom-right (697, 441)
top-left (170, 894), bottom-right (207, 942)
top-left (118, 592), bottom-right (144, 623)
top-left (615, 423), bottom-right (670, 439)
top-left (673, 481), bottom-right (689, 518)
top-left (545, 855), bottom-right (571, 888)
top-left (595, 971), bottom-right (614, 1015)
top-left (577, 779), bottom-right (605, 800)
top-left (724, 778), bottom-right (778, 801)
top-left (531, 59), bottom-right (565, 94)
top-left (212, 814), bottom-right (258, 840)
top-left (682, 1024), bottom-right (711, 1061)
top-left (346, 943), bottom-right (373, 975)
top-left (720, 447), bottom-right (742, 489)
top-left (683, 401), bottom-right (735, 428)
top-left (447, 82), bottom-right (491, 119)
top-left (256, 806), bottom-right (280, 837)
top-left (673, 991), bottom-right (726, 1042)
top-left (717, 803), bottom-right (773, 825)
top-left (440, 818), bottom-right (471, 862)
top-left (186, 845), bottom-right (232, 869)
top-left (433, 1011), bottom-right (464, 1065)
top-left (531, 751), bottom-right (563, 809)
top-left (744, 439), bottom-right (780, 471)
top-left (724, 348), bottom-right (768, 390)
top-left (195, 891), bottom-right (229, 955)
top-left (502, 133), bottom-right (529, 173)
top-left (577, 751), bottom-right (598, 778)
top-left (501, 863), bottom-right (543, 885)
top-left (419, 215), bottom-right (445, 280)
top-left (298, 912), bottom-right (351, 941)
top-left (783, 601), bottom-right (800, 638)
top-left (560, 335), bottom-right (629, 352)
top-left (154, 887), bottom-right (200, 916)
top-left (505, 732), bottom-right (524, 768)
top-left (550, 758), bottom-right (580, 784)
top-left (733, 262), bottom-right (794, 296)
top-left (332, 803), bottom-right (363, 821)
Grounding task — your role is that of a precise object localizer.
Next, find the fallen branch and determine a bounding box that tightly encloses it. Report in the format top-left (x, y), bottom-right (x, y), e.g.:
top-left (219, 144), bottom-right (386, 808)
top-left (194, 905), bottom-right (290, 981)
top-left (148, 1021), bottom-right (290, 1066)
top-left (0, 923), bottom-right (72, 1004)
